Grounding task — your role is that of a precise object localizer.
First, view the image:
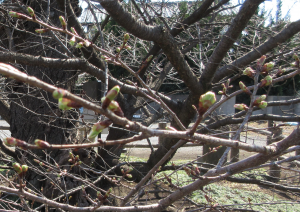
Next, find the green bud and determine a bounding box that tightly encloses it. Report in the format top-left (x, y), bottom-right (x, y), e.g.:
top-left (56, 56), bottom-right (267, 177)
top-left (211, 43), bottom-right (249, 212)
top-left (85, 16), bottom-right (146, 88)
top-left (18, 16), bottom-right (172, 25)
top-left (84, 40), bottom-right (91, 47)
top-left (257, 55), bottom-right (266, 67)
top-left (243, 67), bottom-right (255, 78)
top-left (75, 42), bottom-right (84, 49)
top-left (52, 88), bottom-right (65, 99)
top-left (116, 47), bottom-right (121, 53)
top-left (27, 7), bottom-right (35, 17)
top-left (59, 16), bottom-right (67, 30)
top-left (260, 75), bottom-right (272, 87)
top-left (124, 33), bottom-right (130, 42)
top-left (125, 45), bottom-right (131, 50)
top-left (199, 91), bottom-right (216, 113)
top-left (69, 36), bottom-right (76, 46)
top-left (9, 11), bottom-right (19, 18)
top-left (71, 27), bottom-right (78, 35)
top-left (102, 86), bottom-right (120, 110)
top-left (234, 104), bottom-right (249, 111)
top-left (259, 101), bottom-right (268, 109)
top-left (3, 137), bottom-right (17, 146)
top-left (88, 119), bottom-right (113, 141)
top-left (293, 53), bottom-right (299, 61)
top-left (58, 98), bottom-right (73, 110)
top-left (34, 139), bottom-right (50, 149)
top-left (13, 163), bottom-right (22, 175)
top-left (264, 62), bottom-right (275, 71)
top-left (22, 165), bottom-right (28, 173)
top-left (146, 55), bottom-right (153, 63)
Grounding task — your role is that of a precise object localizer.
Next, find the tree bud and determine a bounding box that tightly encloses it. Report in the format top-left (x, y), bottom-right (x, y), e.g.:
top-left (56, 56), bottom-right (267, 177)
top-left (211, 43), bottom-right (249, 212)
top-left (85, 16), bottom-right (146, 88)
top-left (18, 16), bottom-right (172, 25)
top-left (22, 165), bottom-right (28, 173)
top-left (293, 53), bottom-right (299, 61)
top-left (254, 95), bottom-right (266, 106)
top-left (257, 55), bottom-right (266, 67)
top-left (13, 163), bottom-right (22, 175)
top-left (260, 75), bottom-right (272, 87)
top-left (71, 27), bottom-right (78, 35)
top-left (84, 40), bottom-right (91, 47)
top-left (125, 45), bottom-right (131, 50)
top-left (88, 119), bottom-right (113, 141)
top-left (3, 137), bottom-right (17, 146)
top-left (58, 98), bottom-right (81, 110)
top-left (9, 11), bottom-right (27, 19)
top-left (69, 36), bottom-right (76, 46)
top-left (234, 104), bottom-right (249, 111)
top-left (35, 29), bottom-right (50, 33)
top-left (116, 47), bottom-right (121, 53)
top-left (34, 139), bottom-right (50, 149)
top-left (146, 55), bottom-right (153, 63)
top-left (52, 88), bottom-right (65, 99)
top-left (198, 91), bottom-right (216, 113)
top-left (239, 81), bottom-right (251, 95)
top-left (124, 33), bottom-right (130, 42)
top-left (75, 42), bottom-right (84, 49)
top-left (243, 67), bottom-right (255, 78)
top-left (27, 7), bottom-right (35, 18)
top-left (59, 16), bottom-right (67, 30)
top-left (102, 85), bottom-right (120, 110)
top-left (259, 101), bottom-right (268, 109)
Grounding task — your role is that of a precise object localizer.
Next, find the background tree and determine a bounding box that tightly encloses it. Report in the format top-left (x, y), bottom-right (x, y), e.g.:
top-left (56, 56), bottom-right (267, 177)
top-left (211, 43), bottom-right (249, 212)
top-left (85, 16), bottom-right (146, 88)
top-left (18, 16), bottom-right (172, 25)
top-left (0, 0), bottom-right (299, 211)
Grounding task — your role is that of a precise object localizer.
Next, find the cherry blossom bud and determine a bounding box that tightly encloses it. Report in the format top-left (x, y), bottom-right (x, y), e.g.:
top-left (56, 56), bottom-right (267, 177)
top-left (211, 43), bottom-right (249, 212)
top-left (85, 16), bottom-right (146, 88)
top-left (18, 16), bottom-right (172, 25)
top-left (257, 55), bottom-right (266, 67)
top-left (35, 29), bottom-right (50, 33)
top-left (71, 27), bottom-right (78, 35)
top-left (88, 119), bottom-right (113, 141)
top-left (125, 45), bottom-right (131, 50)
top-left (126, 80), bottom-right (135, 86)
top-left (243, 67), bottom-right (255, 78)
top-left (254, 95), bottom-right (266, 106)
top-left (59, 16), bottom-right (67, 30)
top-left (126, 174), bottom-right (132, 178)
top-left (22, 165), bottom-right (28, 173)
top-left (146, 55), bottom-right (153, 63)
top-left (34, 139), bottom-right (50, 149)
top-left (13, 163), bottom-right (22, 175)
top-left (276, 66), bottom-right (285, 76)
top-left (3, 137), bottom-right (17, 146)
top-left (116, 47), bottom-right (121, 53)
top-left (260, 75), bottom-right (272, 87)
top-left (33, 159), bottom-right (40, 164)
top-left (58, 98), bottom-right (81, 110)
top-left (124, 33), bottom-right (130, 42)
top-left (102, 85), bottom-right (120, 110)
top-left (52, 88), bottom-right (66, 99)
top-left (239, 81), bottom-right (251, 95)
top-left (75, 42), bottom-right (84, 49)
top-left (234, 104), bottom-right (249, 111)
top-left (9, 11), bottom-right (27, 19)
top-left (198, 91), bottom-right (216, 114)
top-left (259, 101), bottom-right (268, 109)
top-left (27, 7), bottom-right (35, 18)
top-left (84, 40), bottom-right (91, 47)
top-left (69, 36), bottom-right (76, 46)
top-left (39, 162), bottom-right (44, 166)
top-left (264, 62), bottom-right (275, 71)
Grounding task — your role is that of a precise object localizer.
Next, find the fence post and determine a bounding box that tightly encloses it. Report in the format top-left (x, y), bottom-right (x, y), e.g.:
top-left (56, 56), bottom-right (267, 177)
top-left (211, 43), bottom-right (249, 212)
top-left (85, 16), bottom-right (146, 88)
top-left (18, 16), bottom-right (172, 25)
top-left (267, 120), bottom-right (281, 181)
top-left (158, 122), bottom-right (167, 145)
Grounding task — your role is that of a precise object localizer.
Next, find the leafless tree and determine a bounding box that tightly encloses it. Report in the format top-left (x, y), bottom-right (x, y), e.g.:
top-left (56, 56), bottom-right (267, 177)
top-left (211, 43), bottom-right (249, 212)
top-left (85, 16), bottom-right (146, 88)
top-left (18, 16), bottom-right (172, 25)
top-left (0, 0), bottom-right (299, 211)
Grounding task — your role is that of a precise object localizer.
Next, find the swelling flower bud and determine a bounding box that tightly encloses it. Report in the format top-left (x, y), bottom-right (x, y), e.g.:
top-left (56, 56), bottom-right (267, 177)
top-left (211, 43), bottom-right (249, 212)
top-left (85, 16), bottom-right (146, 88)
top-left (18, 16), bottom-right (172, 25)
top-left (261, 62), bottom-right (275, 76)
top-left (116, 47), bottom-right (121, 53)
top-left (198, 91), bottom-right (216, 115)
top-left (52, 89), bottom-right (66, 99)
top-left (124, 33), bottom-right (130, 42)
top-left (58, 98), bottom-right (81, 110)
top-left (84, 40), bottom-right (91, 47)
top-left (260, 75), bottom-right (272, 87)
top-left (9, 11), bottom-right (27, 19)
top-left (4, 137), bottom-right (17, 146)
top-left (27, 7), bottom-right (35, 18)
top-left (259, 101), bottom-right (268, 109)
top-left (146, 55), bottom-right (153, 63)
top-left (34, 139), bottom-right (50, 149)
top-left (239, 81), bottom-right (251, 95)
top-left (69, 36), bottom-right (76, 46)
top-left (243, 67), bottom-right (255, 78)
top-left (71, 27), bottom-right (78, 35)
top-left (59, 16), bottom-right (67, 30)
top-left (88, 119), bottom-right (113, 141)
top-left (76, 42), bottom-right (84, 49)
top-left (13, 163), bottom-right (22, 175)
top-left (234, 104), bottom-right (249, 111)
top-left (254, 95), bottom-right (266, 106)
top-left (257, 55), bottom-right (266, 67)
top-left (125, 45), bottom-right (131, 50)
top-left (102, 85), bottom-right (120, 110)
top-left (22, 165), bottom-right (28, 173)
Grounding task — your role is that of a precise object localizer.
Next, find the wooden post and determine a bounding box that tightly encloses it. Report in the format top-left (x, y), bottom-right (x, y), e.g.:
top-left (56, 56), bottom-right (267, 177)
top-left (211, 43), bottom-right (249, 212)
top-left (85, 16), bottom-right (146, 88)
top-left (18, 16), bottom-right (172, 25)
top-left (267, 120), bottom-right (281, 181)
top-left (158, 122), bottom-right (167, 145)
top-left (230, 133), bottom-right (240, 163)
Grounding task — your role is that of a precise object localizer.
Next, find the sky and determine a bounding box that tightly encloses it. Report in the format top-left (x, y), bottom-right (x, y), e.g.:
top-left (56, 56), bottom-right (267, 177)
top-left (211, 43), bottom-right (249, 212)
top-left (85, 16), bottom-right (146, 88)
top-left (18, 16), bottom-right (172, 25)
top-left (232, 0), bottom-right (300, 22)
top-left (80, 0), bottom-right (300, 22)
